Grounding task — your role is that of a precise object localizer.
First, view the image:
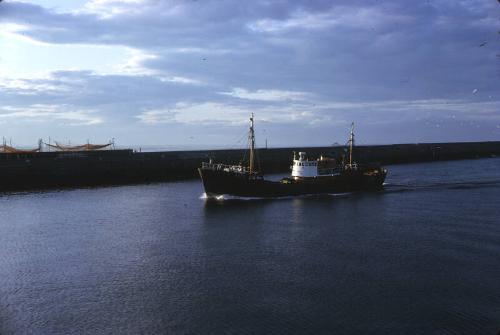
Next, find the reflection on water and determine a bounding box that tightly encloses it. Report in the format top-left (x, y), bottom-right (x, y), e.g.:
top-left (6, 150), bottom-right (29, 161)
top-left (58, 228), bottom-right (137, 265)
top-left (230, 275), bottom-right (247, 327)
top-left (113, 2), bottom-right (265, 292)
top-left (0, 158), bottom-right (500, 334)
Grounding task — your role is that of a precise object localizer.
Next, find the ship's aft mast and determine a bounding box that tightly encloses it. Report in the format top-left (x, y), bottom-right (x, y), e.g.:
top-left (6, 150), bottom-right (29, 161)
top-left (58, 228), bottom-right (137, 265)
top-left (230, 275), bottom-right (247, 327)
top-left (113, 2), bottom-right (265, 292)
top-left (348, 122), bottom-right (354, 168)
top-left (249, 113), bottom-right (255, 174)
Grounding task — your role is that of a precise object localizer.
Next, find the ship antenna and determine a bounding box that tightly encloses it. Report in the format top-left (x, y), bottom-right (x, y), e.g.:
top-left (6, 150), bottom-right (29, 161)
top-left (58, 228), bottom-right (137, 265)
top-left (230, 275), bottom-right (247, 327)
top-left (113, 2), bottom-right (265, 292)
top-left (249, 113), bottom-right (255, 174)
top-left (349, 122), bottom-right (354, 168)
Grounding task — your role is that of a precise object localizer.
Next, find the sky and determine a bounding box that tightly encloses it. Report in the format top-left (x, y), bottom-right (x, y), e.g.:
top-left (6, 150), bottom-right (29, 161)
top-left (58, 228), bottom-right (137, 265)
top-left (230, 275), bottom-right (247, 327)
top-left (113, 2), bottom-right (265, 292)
top-left (0, 0), bottom-right (499, 149)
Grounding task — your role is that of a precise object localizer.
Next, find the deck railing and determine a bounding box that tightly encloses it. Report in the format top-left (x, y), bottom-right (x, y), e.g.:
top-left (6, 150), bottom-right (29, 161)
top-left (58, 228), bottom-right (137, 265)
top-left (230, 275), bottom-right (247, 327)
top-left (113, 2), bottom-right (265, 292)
top-left (201, 162), bottom-right (249, 173)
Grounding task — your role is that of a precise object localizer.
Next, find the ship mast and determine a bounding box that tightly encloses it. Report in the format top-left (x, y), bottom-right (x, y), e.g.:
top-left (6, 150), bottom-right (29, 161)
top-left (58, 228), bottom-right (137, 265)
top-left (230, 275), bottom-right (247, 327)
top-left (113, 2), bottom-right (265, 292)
top-left (249, 113), bottom-right (255, 174)
top-left (349, 122), bottom-right (354, 167)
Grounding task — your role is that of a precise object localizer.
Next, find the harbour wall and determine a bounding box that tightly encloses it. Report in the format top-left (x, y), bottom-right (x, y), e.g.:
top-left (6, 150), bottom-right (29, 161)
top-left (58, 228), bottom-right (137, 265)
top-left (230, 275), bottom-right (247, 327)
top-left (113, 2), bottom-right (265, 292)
top-left (0, 141), bottom-right (498, 190)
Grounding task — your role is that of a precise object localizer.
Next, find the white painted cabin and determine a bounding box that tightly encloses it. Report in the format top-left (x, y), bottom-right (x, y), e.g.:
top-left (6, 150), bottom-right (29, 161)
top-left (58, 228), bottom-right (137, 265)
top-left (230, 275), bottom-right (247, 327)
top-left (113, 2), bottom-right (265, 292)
top-left (291, 152), bottom-right (318, 178)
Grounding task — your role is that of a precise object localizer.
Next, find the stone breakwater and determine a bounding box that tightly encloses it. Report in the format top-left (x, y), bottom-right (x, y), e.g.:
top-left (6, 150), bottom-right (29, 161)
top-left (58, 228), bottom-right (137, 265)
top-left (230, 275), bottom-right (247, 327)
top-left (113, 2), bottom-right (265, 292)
top-left (0, 141), bottom-right (498, 190)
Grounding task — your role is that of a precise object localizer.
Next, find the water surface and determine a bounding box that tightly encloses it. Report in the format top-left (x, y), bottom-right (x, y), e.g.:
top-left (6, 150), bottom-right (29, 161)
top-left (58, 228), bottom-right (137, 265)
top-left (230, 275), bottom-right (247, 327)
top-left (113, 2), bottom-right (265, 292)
top-left (1, 158), bottom-right (499, 334)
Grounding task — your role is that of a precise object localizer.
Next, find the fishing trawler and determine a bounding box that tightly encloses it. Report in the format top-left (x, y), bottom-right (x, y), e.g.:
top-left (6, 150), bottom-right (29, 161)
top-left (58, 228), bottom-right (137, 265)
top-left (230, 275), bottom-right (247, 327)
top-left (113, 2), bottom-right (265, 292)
top-left (198, 115), bottom-right (387, 198)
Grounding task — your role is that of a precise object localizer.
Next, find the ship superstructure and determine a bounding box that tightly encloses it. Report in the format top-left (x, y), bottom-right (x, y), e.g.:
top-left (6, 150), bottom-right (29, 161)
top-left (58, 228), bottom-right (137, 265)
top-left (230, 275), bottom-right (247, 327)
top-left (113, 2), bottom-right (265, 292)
top-left (291, 152), bottom-right (320, 178)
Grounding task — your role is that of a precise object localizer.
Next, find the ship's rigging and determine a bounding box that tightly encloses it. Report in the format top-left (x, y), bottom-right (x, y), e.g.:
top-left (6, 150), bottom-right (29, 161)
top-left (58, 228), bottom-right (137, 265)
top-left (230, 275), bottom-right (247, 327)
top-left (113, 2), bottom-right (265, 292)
top-left (198, 115), bottom-right (387, 198)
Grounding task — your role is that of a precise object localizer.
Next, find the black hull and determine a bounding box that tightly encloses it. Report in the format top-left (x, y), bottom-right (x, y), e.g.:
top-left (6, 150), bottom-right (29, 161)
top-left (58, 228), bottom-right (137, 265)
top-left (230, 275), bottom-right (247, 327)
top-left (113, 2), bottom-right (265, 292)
top-left (198, 168), bottom-right (386, 198)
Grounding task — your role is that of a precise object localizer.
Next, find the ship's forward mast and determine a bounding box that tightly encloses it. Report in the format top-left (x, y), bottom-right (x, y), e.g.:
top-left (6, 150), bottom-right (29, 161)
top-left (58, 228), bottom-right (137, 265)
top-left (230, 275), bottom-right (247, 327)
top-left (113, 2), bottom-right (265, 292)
top-left (346, 122), bottom-right (357, 170)
top-left (246, 113), bottom-right (262, 176)
top-left (200, 114), bottom-right (261, 177)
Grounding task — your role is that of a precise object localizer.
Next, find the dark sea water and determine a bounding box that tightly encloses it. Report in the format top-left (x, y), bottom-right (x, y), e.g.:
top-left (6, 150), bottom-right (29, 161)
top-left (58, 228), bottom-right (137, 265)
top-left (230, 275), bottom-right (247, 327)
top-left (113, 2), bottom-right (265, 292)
top-left (1, 158), bottom-right (499, 335)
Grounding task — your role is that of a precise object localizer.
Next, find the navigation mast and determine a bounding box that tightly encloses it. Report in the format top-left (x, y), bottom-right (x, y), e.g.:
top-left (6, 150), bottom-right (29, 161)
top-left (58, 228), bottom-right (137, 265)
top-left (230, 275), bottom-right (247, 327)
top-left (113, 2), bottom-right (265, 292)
top-left (249, 113), bottom-right (256, 174)
top-left (349, 122), bottom-right (354, 168)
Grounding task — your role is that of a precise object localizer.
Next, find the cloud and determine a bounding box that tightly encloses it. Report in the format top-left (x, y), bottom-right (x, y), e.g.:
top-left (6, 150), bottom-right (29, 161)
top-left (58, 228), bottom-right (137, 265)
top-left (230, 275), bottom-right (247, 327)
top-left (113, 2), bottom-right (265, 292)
top-left (0, 104), bottom-right (103, 126)
top-left (0, 0), bottom-right (498, 145)
top-left (111, 48), bottom-right (158, 75)
top-left (248, 6), bottom-right (412, 33)
top-left (136, 108), bottom-right (176, 124)
top-left (220, 88), bottom-right (312, 102)
top-left (137, 102), bottom-right (253, 125)
top-left (0, 77), bottom-right (71, 95)
top-left (137, 96), bottom-right (500, 127)
top-left (82, 0), bottom-right (150, 18)
top-left (159, 76), bottom-right (204, 86)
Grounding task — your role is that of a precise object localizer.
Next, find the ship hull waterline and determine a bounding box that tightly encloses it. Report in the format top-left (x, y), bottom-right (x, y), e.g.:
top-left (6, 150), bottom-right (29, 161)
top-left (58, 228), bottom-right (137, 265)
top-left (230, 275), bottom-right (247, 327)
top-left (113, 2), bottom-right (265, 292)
top-left (198, 168), bottom-right (386, 198)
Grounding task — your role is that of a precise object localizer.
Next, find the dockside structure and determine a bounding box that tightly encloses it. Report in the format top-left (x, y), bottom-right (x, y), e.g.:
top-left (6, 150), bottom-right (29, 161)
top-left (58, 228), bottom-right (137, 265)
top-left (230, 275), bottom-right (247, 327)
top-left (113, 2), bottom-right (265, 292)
top-left (0, 141), bottom-right (498, 191)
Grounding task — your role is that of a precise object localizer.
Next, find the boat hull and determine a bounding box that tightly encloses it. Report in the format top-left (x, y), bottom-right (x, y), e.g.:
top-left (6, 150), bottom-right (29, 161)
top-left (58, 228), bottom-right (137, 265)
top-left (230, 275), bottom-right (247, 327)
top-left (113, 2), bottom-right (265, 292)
top-left (198, 168), bottom-right (386, 198)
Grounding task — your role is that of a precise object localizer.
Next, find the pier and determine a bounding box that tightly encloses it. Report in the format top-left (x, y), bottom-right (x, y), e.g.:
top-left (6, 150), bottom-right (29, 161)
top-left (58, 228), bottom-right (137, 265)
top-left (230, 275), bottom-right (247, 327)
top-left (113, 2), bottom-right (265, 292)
top-left (0, 141), bottom-right (498, 190)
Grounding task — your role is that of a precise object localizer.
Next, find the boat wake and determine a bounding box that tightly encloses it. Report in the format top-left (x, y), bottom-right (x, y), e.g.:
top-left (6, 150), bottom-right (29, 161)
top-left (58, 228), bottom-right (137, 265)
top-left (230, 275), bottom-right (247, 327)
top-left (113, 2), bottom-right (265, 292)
top-left (200, 192), bottom-right (353, 201)
top-left (383, 179), bottom-right (500, 194)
